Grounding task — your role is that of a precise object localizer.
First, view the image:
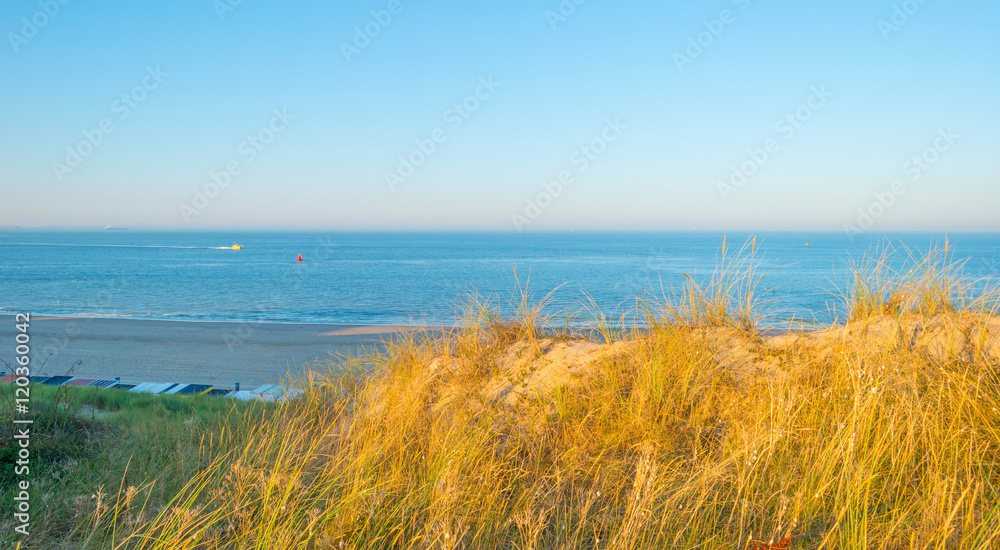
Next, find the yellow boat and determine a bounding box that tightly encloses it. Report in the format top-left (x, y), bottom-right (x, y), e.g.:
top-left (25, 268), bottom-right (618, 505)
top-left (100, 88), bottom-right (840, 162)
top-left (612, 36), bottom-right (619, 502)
top-left (231, 244), bottom-right (243, 250)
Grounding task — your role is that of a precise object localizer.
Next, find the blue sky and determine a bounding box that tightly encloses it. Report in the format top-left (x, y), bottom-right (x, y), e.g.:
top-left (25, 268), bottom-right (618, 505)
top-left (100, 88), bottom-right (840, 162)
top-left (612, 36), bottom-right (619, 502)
top-left (1, 0), bottom-right (997, 230)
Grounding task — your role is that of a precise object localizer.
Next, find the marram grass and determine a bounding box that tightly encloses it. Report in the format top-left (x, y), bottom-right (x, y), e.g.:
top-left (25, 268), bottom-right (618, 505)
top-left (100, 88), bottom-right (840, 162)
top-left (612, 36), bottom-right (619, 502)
top-left (5, 243), bottom-right (1000, 549)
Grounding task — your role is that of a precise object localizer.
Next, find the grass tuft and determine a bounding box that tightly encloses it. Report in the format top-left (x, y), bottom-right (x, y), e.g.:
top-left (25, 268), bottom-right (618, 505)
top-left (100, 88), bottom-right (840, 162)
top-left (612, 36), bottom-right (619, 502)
top-left (5, 242), bottom-right (1000, 549)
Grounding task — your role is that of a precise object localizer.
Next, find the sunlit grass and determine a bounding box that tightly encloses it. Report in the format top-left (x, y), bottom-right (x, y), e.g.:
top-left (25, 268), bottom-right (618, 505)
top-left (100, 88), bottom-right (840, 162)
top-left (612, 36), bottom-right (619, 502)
top-left (5, 242), bottom-right (1000, 549)
top-left (646, 236), bottom-right (777, 337)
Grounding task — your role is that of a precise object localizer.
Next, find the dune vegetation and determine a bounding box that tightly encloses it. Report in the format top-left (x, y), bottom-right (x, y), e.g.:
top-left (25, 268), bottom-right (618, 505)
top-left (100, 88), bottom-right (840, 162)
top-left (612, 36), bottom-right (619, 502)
top-left (3, 242), bottom-right (1000, 549)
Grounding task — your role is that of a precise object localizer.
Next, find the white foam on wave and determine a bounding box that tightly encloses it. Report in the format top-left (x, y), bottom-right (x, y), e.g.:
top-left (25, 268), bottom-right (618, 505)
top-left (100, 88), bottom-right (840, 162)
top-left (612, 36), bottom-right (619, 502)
top-left (79, 313), bottom-right (135, 317)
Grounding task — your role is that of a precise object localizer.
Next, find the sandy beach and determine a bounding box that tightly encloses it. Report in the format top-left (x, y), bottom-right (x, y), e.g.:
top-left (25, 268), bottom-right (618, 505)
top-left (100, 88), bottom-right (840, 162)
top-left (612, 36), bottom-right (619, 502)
top-left (0, 314), bottom-right (429, 389)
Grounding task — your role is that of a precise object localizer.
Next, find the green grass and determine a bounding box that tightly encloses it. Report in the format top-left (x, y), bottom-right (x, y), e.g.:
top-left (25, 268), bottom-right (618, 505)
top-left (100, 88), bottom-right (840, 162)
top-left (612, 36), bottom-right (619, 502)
top-left (0, 384), bottom-right (267, 547)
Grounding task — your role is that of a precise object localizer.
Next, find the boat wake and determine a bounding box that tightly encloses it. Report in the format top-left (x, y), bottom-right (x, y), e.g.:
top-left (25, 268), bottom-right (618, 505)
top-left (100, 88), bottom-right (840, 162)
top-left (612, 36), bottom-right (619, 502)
top-left (3, 243), bottom-right (241, 250)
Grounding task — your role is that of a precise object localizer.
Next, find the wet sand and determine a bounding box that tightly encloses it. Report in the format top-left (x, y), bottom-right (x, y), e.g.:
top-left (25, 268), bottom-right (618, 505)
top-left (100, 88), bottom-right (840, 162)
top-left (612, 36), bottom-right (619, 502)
top-left (0, 315), bottom-right (429, 389)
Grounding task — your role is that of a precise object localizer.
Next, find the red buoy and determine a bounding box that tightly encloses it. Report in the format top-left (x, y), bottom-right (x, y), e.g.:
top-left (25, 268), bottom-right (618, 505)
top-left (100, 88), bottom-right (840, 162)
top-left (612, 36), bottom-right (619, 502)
top-left (297, 254), bottom-right (302, 262)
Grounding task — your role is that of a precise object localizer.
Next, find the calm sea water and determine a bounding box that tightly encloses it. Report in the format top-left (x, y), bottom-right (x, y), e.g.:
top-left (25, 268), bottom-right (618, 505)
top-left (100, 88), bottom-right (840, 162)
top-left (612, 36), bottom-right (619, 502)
top-left (1, 231), bottom-right (998, 327)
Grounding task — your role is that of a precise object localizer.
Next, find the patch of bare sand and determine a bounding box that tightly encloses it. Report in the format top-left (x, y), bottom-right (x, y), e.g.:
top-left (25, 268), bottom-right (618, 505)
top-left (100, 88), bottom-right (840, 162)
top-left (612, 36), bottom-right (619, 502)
top-left (402, 339), bottom-right (632, 418)
top-left (483, 339), bottom-right (632, 407)
top-left (767, 313), bottom-right (1000, 363)
top-left (366, 313), bottom-right (1000, 423)
top-left (664, 313), bottom-right (1000, 380)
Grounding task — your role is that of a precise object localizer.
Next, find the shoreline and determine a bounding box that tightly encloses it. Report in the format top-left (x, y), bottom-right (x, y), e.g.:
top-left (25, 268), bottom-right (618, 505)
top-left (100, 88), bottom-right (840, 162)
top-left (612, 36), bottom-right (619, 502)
top-left (1, 310), bottom-right (446, 329)
top-left (0, 310), bottom-right (908, 391)
top-left (0, 314), bottom-right (435, 389)
top-left (0, 313), bottom-right (807, 391)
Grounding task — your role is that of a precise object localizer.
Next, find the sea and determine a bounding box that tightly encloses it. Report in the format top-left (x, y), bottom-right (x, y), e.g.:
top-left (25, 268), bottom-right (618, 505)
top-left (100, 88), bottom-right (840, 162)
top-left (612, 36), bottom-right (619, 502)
top-left (1, 231), bottom-right (998, 328)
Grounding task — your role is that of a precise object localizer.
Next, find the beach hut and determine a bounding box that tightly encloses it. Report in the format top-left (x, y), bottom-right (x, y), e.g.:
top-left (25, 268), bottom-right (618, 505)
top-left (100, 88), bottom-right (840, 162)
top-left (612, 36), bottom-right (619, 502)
top-left (227, 390), bottom-right (259, 401)
top-left (250, 383), bottom-right (280, 396)
top-left (226, 384), bottom-right (302, 402)
top-left (89, 379), bottom-right (119, 388)
top-left (28, 376), bottom-right (51, 384)
top-left (0, 374), bottom-right (18, 384)
top-left (67, 378), bottom-right (97, 386)
top-left (253, 384), bottom-right (285, 402)
top-left (255, 384), bottom-right (303, 402)
top-left (132, 383), bottom-right (178, 394)
top-left (170, 384), bottom-right (212, 395)
top-left (42, 376), bottom-right (74, 386)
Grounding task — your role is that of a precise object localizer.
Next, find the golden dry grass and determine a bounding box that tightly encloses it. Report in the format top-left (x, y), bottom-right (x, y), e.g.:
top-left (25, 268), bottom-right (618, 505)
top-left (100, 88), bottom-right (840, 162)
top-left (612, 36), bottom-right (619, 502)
top-left (51, 244), bottom-right (1000, 549)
